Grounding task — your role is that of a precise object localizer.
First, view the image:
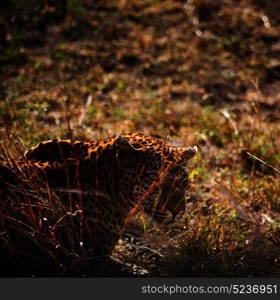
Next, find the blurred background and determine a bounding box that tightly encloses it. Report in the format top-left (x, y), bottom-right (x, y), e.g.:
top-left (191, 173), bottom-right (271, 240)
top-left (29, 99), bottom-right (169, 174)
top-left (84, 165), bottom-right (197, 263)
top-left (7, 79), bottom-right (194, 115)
top-left (1, 0), bottom-right (280, 277)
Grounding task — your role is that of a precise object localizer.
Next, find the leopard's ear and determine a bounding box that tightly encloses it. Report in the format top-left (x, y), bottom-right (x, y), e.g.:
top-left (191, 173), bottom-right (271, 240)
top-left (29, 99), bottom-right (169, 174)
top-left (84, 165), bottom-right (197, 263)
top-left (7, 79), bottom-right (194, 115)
top-left (115, 136), bottom-right (139, 152)
top-left (181, 146), bottom-right (198, 162)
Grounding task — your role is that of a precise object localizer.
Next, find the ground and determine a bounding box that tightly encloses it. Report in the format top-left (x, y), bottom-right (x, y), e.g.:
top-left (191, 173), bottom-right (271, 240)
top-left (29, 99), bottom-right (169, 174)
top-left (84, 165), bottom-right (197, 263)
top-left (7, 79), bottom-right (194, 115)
top-left (1, 0), bottom-right (280, 277)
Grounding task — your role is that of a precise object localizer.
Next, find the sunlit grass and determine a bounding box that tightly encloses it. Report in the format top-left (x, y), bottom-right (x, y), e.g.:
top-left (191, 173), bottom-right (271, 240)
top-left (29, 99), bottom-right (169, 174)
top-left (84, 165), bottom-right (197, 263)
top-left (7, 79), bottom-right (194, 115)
top-left (1, 0), bottom-right (280, 277)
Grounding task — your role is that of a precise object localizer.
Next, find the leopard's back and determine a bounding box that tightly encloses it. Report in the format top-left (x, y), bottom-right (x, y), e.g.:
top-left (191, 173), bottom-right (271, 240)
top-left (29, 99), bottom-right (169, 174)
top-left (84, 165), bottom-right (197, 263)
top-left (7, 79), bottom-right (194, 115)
top-left (25, 139), bottom-right (95, 162)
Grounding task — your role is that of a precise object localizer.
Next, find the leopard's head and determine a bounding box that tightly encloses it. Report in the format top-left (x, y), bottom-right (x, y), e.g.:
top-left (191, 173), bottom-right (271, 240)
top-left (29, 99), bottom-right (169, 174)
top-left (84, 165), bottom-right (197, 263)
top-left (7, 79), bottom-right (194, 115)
top-left (114, 133), bottom-right (197, 225)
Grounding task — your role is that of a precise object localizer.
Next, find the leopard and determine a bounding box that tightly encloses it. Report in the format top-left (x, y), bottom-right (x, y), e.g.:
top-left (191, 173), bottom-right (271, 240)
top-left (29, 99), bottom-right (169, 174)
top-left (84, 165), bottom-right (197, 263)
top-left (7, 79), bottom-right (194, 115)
top-left (0, 133), bottom-right (197, 257)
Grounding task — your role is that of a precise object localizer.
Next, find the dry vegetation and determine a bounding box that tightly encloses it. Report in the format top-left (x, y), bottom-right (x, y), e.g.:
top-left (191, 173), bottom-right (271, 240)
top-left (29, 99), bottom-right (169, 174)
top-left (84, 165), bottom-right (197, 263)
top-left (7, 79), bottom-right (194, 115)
top-left (1, 0), bottom-right (280, 277)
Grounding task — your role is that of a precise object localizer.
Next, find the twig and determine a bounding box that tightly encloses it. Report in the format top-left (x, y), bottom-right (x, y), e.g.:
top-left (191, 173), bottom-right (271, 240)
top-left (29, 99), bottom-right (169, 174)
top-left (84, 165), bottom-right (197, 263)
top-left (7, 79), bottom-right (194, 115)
top-left (246, 151), bottom-right (280, 175)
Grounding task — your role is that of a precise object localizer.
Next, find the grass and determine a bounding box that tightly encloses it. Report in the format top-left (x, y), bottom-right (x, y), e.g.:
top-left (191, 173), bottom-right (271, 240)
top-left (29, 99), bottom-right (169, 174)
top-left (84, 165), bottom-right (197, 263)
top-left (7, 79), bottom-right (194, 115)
top-left (1, 0), bottom-right (280, 277)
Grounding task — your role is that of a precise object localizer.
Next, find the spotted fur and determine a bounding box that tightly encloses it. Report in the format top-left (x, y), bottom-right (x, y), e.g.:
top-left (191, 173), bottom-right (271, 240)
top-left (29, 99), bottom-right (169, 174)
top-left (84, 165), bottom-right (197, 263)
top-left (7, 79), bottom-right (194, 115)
top-left (0, 133), bottom-right (197, 256)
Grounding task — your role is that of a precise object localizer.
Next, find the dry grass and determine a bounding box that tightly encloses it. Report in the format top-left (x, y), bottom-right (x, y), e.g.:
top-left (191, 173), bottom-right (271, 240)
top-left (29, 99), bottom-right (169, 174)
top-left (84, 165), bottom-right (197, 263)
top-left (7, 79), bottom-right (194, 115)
top-left (1, 0), bottom-right (280, 277)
